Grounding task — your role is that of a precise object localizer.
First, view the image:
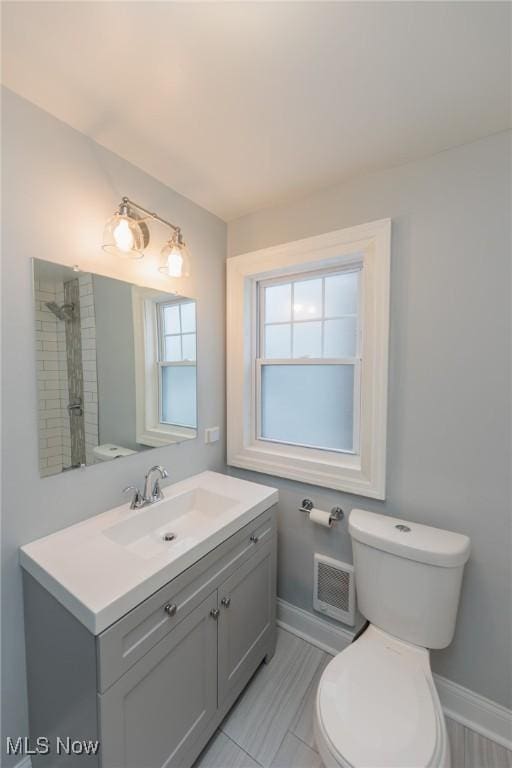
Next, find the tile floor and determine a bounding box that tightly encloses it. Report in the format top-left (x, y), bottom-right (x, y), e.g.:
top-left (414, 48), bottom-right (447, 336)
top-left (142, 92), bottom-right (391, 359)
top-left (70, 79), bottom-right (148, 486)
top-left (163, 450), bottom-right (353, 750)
top-left (195, 628), bottom-right (512, 768)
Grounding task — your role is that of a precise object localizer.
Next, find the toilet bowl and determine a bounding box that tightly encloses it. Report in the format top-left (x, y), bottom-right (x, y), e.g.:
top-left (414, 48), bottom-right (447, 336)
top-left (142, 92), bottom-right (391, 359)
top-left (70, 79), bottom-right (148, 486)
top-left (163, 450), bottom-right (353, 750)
top-left (314, 625), bottom-right (449, 768)
top-left (93, 443), bottom-right (137, 461)
top-left (314, 509), bottom-right (470, 768)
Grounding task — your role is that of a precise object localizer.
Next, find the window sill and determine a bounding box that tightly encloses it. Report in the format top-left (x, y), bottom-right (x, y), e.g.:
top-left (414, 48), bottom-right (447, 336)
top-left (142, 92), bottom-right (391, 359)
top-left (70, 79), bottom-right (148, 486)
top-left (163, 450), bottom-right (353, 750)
top-left (227, 442), bottom-right (385, 499)
top-left (137, 425), bottom-right (196, 448)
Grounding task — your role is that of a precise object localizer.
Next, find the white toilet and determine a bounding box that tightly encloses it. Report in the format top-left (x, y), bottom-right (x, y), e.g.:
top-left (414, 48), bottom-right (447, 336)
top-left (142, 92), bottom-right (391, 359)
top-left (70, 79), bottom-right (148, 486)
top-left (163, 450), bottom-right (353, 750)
top-left (314, 509), bottom-right (471, 768)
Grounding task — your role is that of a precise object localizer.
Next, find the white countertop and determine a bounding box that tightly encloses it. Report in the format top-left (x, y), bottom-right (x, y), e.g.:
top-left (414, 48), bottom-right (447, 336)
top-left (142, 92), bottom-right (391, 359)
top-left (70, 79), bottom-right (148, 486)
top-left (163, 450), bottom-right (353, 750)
top-left (19, 471), bottom-right (278, 634)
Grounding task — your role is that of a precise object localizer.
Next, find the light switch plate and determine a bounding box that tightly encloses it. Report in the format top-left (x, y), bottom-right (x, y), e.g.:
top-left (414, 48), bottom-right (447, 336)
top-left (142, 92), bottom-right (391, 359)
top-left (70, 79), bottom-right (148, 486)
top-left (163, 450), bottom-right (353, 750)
top-left (204, 426), bottom-right (220, 444)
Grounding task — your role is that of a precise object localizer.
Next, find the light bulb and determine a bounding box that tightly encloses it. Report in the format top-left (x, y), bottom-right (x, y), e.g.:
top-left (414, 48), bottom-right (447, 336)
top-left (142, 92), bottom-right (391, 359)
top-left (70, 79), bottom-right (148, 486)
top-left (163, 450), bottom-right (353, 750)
top-left (102, 203), bottom-right (146, 259)
top-left (167, 247), bottom-right (184, 277)
top-left (159, 233), bottom-right (190, 278)
top-left (113, 218), bottom-right (134, 253)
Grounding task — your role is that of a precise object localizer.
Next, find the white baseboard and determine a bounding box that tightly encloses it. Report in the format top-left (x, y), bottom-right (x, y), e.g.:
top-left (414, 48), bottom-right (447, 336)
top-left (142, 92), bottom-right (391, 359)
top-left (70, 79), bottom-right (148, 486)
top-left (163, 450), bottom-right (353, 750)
top-left (276, 598), bottom-right (512, 751)
top-left (277, 597), bottom-right (355, 655)
top-left (435, 675), bottom-right (512, 751)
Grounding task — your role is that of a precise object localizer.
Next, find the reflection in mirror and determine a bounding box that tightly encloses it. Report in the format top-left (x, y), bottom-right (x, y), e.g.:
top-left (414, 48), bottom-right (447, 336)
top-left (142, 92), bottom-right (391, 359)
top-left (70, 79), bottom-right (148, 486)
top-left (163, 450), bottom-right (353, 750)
top-left (33, 259), bottom-right (197, 478)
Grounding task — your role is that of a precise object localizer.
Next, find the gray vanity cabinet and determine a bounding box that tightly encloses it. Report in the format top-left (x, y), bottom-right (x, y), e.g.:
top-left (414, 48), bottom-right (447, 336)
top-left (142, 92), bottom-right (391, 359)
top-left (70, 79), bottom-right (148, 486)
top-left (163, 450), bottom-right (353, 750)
top-left (23, 506), bottom-right (277, 768)
top-left (218, 540), bottom-right (274, 705)
top-left (99, 591), bottom-right (218, 768)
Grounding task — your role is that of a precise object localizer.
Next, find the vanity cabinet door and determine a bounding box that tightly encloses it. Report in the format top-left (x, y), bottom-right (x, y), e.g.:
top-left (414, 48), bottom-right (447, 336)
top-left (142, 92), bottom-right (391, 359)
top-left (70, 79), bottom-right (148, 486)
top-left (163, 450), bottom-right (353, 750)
top-left (98, 591), bottom-right (218, 768)
top-left (218, 541), bottom-right (274, 706)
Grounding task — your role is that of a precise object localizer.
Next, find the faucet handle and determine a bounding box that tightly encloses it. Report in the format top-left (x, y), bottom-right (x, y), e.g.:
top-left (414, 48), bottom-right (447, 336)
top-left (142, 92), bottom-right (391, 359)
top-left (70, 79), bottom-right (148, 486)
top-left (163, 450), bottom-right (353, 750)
top-left (123, 485), bottom-right (144, 510)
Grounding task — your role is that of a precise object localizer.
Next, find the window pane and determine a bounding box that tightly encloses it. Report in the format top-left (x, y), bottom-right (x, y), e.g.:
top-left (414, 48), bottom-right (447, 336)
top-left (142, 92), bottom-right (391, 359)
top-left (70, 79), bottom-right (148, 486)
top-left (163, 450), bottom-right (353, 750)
top-left (182, 333), bottom-right (196, 361)
top-left (324, 318), bottom-right (358, 358)
top-left (293, 321), bottom-right (322, 358)
top-left (164, 336), bottom-right (182, 361)
top-left (261, 364), bottom-right (354, 451)
top-left (180, 302), bottom-right (196, 333)
top-left (324, 271), bottom-right (359, 317)
top-left (265, 283), bottom-right (291, 323)
top-left (293, 278), bottom-right (322, 320)
top-left (161, 365), bottom-right (197, 428)
top-left (164, 304), bottom-right (181, 334)
top-left (265, 324), bottom-right (291, 358)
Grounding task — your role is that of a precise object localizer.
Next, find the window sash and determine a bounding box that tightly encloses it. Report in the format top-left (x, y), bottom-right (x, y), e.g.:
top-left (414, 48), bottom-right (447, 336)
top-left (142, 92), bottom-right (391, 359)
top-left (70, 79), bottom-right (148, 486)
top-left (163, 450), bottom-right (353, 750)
top-left (158, 362), bottom-right (197, 429)
top-left (254, 358), bottom-right (360, 455)
top-left (257, 264), bottom-right (362, 357)
top-left (157, 301), bottom-right (196, 363)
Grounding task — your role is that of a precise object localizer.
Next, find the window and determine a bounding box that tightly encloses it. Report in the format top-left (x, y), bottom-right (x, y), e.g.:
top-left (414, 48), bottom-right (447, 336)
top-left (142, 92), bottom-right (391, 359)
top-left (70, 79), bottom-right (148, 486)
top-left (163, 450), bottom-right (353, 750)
top-left (227, 219), bottom-right (390, 499)
top-left (133, 288), bottom-right (197, 447)
top-left (257, 269), bottom-right (360, 453)
top-left (158, 300), bottom-right (197, 429)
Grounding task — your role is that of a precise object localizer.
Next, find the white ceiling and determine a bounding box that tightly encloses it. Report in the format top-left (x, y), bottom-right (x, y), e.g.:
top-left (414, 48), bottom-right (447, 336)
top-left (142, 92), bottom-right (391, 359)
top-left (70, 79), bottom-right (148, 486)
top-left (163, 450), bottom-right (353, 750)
top-left (2, 2), bottom-right (510, 221)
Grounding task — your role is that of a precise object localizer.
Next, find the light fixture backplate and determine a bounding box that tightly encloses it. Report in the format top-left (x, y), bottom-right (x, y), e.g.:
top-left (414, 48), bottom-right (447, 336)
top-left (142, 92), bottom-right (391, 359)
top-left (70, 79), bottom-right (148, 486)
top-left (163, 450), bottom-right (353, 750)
top-left (130, 211), bottom-right (150, 248)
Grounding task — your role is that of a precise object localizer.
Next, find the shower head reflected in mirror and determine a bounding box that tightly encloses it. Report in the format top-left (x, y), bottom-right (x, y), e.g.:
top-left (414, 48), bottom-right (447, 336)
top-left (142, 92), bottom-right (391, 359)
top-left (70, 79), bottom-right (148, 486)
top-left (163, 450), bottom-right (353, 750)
top-left (45, 301), bottom-right (75, 321)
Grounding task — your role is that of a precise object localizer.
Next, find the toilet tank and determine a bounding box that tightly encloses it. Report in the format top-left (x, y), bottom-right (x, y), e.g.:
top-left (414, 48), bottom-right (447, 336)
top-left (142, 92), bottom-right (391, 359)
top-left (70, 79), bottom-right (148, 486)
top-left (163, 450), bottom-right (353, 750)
top-left (349, 509), bottom-right (470, 649)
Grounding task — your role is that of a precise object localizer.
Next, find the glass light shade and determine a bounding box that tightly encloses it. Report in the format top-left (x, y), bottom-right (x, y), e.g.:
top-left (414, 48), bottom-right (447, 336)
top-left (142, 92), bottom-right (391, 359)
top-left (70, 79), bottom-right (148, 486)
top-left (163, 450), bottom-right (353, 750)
top-left (159, 238), bottom-right (191, 278)
top-left (102, 213), bottom-right (146, 259)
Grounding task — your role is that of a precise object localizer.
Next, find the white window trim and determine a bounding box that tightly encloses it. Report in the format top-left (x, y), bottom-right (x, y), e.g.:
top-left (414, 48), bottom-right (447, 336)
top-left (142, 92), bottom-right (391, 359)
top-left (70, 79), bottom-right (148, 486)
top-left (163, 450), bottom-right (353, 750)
top-left (226, 218), bottom-right (391, 499)
top-left (133, 287), bottom-right (197, 447)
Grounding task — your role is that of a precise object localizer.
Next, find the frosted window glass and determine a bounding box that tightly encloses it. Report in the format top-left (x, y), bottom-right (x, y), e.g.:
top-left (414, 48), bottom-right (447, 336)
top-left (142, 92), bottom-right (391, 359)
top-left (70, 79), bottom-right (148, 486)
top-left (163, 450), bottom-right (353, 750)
top-left (161, 366), bottom-right (197, 427)
top-left (324, 318), bottom-right (357, 358)
top-left (164, 305), bottom-right (181, 334)
top-left (293, 321), bottom-right (322, 358)
top-left (261, 364), bottom-right (354, 451)
top-left (265, 324), bottom-right (291, 358)
top-left (325, 272), bottom-right (359, 317)
top-left (265, 283), bottom-right (291, 323)
top-left (180, 302), bottom-right (196, 333)
top-left (293, 279), bottom-right (322, 320)
top-left (182, 333), bottom-right (196, 361)
top-left (165, 336), bottom-right (182, 361)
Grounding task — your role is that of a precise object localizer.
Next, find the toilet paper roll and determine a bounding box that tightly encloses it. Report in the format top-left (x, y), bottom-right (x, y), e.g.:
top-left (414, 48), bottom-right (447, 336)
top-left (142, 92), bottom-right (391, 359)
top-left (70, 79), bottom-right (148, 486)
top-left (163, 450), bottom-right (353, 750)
top-left (309, 507), bottom-right (333, 528)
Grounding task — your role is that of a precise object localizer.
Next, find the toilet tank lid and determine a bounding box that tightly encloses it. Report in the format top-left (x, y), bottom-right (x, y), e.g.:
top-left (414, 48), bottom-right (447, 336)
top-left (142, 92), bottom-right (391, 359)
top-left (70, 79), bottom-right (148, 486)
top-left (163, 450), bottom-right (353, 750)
top-left (349, 509), bottom-right (471, 567)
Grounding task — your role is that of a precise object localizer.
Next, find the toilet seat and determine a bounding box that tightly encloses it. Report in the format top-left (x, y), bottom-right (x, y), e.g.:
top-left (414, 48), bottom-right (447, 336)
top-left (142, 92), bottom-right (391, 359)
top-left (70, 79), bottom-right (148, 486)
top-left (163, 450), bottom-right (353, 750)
top-left (314, 625), bottom-right (449, 768)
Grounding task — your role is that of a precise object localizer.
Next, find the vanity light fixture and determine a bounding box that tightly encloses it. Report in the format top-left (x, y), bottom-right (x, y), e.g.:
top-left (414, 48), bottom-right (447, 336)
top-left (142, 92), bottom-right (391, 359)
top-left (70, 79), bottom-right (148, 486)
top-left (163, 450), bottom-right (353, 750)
top-left (102, 197), bottom-right (191, 278)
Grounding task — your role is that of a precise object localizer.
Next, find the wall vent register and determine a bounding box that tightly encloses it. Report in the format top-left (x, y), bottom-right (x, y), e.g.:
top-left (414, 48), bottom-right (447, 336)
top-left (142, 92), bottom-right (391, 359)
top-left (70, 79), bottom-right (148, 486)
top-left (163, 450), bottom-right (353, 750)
top-left (314, 554), bottom-right (355, 626)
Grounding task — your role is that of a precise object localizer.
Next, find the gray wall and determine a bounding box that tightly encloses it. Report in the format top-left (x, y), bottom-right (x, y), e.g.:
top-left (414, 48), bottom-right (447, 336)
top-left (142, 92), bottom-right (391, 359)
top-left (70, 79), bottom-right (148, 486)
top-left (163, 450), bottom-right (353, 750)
top-left (93, 274), bottom-right (138, 451)
top-left (1, 86), bottom-right (510, 765)
top-left (227, 131), bottom-right (512, 709)
top-left (1, 89), bottom-right (226, 764)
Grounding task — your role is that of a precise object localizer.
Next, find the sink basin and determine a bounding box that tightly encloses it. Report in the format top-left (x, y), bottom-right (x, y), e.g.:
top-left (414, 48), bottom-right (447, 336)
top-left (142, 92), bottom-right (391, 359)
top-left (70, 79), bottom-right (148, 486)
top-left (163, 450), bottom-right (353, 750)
top-left (103, 488), bottom-right (239, 559)
top-left (19, 471), bottom-right (278, 634)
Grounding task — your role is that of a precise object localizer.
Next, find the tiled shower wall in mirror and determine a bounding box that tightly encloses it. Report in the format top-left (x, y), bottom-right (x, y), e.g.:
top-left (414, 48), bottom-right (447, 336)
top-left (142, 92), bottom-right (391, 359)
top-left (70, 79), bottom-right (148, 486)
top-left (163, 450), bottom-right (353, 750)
top-left (78, 274), bottom-right (99, 466)
top-left (35, 273), bottom-right (98, 476)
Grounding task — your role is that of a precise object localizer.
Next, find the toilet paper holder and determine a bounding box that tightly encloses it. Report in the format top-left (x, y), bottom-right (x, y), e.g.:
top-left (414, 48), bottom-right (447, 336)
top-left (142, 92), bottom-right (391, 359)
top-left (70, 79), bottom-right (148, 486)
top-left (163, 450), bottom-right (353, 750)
top-left (299, 498), bottom-right (344, 523)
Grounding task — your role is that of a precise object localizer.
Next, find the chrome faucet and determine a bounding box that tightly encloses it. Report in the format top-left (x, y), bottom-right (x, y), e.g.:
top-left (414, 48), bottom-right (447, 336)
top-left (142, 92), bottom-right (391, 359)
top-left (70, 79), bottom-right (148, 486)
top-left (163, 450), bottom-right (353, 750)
top-left (143, 465), bottom-right (169, 503)
top-left (123, 465), bottom-right (169, 510)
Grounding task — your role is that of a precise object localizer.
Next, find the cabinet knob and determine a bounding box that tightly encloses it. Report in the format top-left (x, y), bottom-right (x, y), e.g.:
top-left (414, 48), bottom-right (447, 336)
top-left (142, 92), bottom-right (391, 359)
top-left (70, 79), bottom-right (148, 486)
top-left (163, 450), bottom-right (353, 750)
top-left (221, 597), bottom-right (231, 608)
top-left (250, 534), bottom-right (259, 544)
top-left (164, 603), bottom-right (177, 617)
top-left (210, 608), bottom-right (220, 620)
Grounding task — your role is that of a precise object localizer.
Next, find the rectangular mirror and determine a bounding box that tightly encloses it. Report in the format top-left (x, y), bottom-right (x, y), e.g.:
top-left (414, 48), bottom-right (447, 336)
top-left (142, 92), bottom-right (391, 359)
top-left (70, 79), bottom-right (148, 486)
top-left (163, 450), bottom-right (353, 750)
top-left (33, 259), bottom-right (197, 477)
